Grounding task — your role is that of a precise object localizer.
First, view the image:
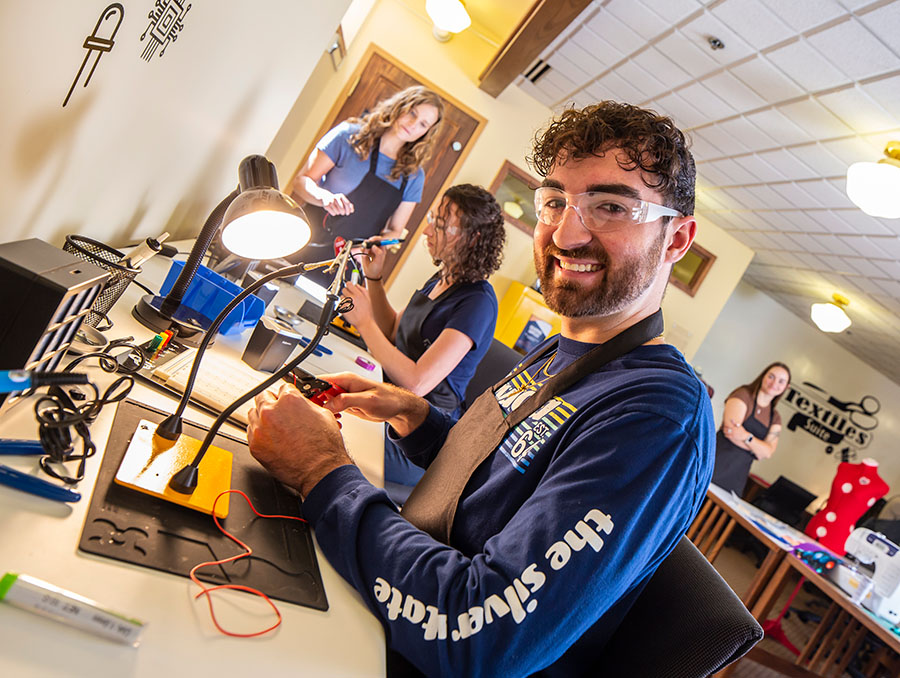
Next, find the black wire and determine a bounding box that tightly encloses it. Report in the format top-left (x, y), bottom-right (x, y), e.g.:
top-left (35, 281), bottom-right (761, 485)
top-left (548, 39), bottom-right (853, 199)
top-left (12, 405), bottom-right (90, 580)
top-left (32, 346), bottom-right (140, 485)
top-left (131, 278), bottom-right (155, 295)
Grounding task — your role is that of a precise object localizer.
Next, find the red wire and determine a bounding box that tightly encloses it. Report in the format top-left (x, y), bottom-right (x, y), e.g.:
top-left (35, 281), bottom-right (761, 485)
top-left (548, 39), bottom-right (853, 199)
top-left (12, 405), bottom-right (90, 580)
top-left (189, 489), bottom-right (307, 637)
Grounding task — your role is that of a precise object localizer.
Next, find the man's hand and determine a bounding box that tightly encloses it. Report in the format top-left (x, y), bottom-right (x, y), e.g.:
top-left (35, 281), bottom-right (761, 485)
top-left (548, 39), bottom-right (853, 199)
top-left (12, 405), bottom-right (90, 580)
top-left (247, 384), bottom-right (353, 498)
top-left (322, 372), bottom-right (430, 437)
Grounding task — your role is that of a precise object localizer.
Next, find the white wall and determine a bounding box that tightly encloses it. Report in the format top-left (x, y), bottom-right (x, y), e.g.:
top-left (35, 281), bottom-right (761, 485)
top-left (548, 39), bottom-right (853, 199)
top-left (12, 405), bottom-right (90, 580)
top-left (0, 1), bottom-right (350, 250)
top-left (694, 281), bottom-right (900, 504)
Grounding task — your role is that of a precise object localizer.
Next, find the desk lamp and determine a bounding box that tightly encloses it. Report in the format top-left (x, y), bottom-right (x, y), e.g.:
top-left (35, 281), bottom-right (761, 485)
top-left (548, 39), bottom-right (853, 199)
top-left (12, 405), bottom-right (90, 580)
top-left (133, 155), bottom-right (310, 345)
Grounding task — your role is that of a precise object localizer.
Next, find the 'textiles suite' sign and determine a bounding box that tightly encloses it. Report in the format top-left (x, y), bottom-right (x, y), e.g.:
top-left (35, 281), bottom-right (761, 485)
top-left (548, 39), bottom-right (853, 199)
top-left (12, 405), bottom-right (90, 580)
top-left (781, 381), bottom-right (880, 460)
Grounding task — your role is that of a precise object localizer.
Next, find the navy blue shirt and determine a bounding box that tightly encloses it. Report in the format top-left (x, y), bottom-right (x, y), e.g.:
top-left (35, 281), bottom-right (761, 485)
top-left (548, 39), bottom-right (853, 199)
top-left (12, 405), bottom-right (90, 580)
top-left (303, 339), bottom-right (714, 676)
top-left (405, 276), bottom-right (498, 412)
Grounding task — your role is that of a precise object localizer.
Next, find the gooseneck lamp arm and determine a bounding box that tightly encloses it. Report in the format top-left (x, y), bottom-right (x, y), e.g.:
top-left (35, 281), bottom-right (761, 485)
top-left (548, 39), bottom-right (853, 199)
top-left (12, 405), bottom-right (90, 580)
top-left (165, 240), bottom-right (358, 494)
top-left (159, 188), bottom-right (240, 319)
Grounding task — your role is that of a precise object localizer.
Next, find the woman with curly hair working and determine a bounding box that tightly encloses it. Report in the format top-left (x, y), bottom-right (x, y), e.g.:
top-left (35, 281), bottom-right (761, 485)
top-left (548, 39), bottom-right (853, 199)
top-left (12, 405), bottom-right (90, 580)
top-left (292, 86), bottom-right (444, 249)
top-left (341, 184), bottom-right (506, 497)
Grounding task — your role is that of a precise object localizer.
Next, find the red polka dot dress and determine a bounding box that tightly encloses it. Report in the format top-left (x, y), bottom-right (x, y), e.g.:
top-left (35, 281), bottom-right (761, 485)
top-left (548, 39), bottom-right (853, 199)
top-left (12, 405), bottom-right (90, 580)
top-left (805, 460), bottom-right (889, 555)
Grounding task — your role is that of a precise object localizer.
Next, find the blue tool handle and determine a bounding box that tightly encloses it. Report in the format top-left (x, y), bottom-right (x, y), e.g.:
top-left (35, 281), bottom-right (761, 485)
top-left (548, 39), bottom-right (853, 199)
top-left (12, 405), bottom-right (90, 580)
top-left (0, 439), bottom-right (45, 455)
top-left (0, 465), bottom-right (81, 502)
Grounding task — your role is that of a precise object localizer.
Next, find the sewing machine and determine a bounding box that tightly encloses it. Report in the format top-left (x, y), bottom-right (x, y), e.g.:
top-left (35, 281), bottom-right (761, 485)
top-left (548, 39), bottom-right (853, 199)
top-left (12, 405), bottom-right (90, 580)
top-left (845, 527), bottom-right (900, 623)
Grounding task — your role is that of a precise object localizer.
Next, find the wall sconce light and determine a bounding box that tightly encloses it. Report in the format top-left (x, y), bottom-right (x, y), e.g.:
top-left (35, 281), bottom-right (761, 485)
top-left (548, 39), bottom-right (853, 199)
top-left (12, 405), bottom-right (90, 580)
top-left (426, 0), bottom-right (471, 42)
top-left (810, 293), bottom-right (851, 333)
top-left (846, 141), bottom-right (900, 219)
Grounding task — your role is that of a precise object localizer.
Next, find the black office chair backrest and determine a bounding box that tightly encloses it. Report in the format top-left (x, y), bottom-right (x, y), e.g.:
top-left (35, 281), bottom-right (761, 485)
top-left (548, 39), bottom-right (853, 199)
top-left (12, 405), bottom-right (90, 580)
top-left (463, 338), bottom-right (522, 410)
top-left (596, 536), bottom-right (763, 677)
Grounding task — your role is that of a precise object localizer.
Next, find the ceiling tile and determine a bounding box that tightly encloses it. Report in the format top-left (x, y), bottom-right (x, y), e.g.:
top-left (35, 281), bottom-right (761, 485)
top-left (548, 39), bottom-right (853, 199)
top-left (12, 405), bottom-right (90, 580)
top-left (786, 142), bottom-right (852, 177)
top-left (860, 74), bottom-right (900, 117)
top-left (766, 39), bottom-right (851, 92)
top-left (770, 181), bottom-right (818, 208)
top-left (797, 178), bottom-right (853, 208)
top-left (586, 9), bottom-right (644, 56)
top-left (874, 259), bottom-right (900, 279)
top-left (677, 81), bottom-right (737, 121)
top-left (873, 236), bottom-right (900, 259)
top-left (613, 60), bottom-right (669, 99)
top-left (782, 210), bottom-right (830, 234)
top-left (653, 91), bottom-right (706, 128)
top-left (711, 0), bottom-right (795, 50)
top-left (873, 277), bottom-right (900, 299)
top-left (839, 235), bottom-right (891, 258)
top-left (591, 72), bottom-right (643, 102)
top-left (570, 27), bottom-right (625, 69)
top-left (777, 98), bottom-right (854, 140)
top-left (539, 69), bottom-right (577, 101)
top-left (745, 108), bottom-right (813, 145)
top-left (857, 3), bottom-right (900, 60)
top-left (520, 81), bottom-right (558, 107)
top-left (605, 0), bottom-right (671, 41)
top-left (817, 86), bottom-right (900, 134)
top-left (846, 256), bottom-right (892, 278)
top-left (696, 161), bottom-right (735, 186)
top-left (716, 116), bottom-right (780, 153)
top-left (759, 0), bottom-right (847, 33)
top-left (552, 42), bottom-right (600, 82)
top-left (654, 31), bottom-right (720, 79)
top-left (731, 56), bottom-right (807, 104)
top-left (755, 148), bottom-right (817, 179)
top-left (583, 80), bottom-right (618, 102)
top-left (687, 130), bottom-right (727, 159)
top-left (713, 157), bottom-right (762, 184)
top-left (820, 135), bottom-right (884, 165)
top-left (631, 46), bottom-right (693, 90)
top-left (679, 11), bottom-right (757, 65)
top-left (727, 186), bottom-right (766, 209)
top-left (739, 154), bottom-right (786, 182)
top-left (542, 61), bottom-right (582, 96)
top-left (701, 71), bottom-right (767, 111)
top-left (637, 0), bottom-right (703, 26)
top-left (807, 17), bottom-right (900, 80)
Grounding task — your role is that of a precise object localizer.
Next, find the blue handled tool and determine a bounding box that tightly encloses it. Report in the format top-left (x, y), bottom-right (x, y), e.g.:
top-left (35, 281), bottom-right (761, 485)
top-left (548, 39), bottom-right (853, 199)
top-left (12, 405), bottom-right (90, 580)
top-left (0, 439), bottom-right (45, 455)
top-left (0, 465), bottom-right (81, 502)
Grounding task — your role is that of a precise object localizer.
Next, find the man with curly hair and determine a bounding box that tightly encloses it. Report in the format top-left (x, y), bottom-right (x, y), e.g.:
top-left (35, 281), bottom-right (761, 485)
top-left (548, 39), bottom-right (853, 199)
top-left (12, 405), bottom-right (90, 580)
top-left (247, 102), bottom-right (715, 676)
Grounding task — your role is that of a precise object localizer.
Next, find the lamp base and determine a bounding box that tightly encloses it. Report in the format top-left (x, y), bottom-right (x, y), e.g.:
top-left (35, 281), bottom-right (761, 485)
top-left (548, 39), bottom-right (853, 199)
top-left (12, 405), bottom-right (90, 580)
top-left (132, 294), bottom-right (210, 348)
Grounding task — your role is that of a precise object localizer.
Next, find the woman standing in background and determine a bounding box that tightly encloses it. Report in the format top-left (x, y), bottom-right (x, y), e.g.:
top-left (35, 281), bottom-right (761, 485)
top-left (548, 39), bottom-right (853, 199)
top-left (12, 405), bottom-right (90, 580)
top-left (292, 86), bottom-right (444, 250)
top-left (712, 362), bottom-right (791, 496)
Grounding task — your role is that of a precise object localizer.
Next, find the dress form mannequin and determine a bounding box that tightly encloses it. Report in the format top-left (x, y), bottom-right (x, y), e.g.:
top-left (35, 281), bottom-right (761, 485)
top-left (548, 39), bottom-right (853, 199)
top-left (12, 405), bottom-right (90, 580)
top-left (805, 459), bottom-right (889, 555)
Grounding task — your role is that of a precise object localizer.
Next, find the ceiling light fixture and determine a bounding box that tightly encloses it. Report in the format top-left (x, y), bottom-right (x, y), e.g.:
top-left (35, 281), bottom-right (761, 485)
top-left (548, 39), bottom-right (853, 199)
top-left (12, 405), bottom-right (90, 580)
top-left (425, 0), bottom-right (471, 42)
top-left (810, 293), bottom-right (852, 333)
top-left (846, 141), bottom-right (900, 219)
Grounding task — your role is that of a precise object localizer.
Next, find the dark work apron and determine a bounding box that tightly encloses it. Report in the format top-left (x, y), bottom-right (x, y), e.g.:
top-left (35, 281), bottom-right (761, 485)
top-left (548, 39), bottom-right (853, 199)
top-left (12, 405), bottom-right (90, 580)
top-left (303, 137), bottom-right (409, 250)
top-left (401, 309), bottom-right (665, 544)
top-left (393, 274), bottom-right (461, 415)
top-left (711, 401), bottom-right (772, 496)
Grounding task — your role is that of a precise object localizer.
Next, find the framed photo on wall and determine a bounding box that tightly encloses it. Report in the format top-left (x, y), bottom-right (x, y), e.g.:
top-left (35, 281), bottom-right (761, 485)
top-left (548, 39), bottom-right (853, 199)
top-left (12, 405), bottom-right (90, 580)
top-left (669, 242), bottom-right (716, 297)
top-left (489, 160), bottom-right (539, 235)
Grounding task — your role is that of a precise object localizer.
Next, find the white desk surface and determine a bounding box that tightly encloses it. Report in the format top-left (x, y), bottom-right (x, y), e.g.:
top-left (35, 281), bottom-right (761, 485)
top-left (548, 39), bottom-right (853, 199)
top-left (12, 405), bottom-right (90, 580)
top-left (0, 250), bottom-right (386, 677)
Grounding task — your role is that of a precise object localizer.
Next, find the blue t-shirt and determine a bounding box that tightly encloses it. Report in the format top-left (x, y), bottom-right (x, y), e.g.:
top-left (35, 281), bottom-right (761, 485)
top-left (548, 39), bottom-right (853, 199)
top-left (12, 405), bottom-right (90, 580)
top-left (407, 276), bottom-right (498, 412)
top-left (302, 338), bottom-right (715, 676)
top-left (317, 122), bottom-right (425, 203)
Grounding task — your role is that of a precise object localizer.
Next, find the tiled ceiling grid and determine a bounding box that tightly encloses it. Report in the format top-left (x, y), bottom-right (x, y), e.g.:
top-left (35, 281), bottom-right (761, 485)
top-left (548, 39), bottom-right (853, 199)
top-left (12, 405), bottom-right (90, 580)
top-left (515, 0), bottom-right (900, 385)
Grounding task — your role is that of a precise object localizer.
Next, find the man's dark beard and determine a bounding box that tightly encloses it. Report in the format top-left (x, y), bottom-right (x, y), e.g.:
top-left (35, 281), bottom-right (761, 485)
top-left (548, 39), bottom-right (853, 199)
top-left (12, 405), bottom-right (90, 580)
top-left (534, 228), bottom-right (667, 318)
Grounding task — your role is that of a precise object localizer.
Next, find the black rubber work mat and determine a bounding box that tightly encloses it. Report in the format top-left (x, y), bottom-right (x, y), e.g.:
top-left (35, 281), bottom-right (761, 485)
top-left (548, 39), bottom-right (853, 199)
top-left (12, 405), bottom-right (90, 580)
top-left (78, 398), bottom-right (328, 610)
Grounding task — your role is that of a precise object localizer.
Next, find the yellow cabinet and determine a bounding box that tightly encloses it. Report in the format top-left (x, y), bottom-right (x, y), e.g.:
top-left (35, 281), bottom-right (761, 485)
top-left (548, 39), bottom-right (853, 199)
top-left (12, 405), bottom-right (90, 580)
top-left (495, 281), bottom-right (562, 353)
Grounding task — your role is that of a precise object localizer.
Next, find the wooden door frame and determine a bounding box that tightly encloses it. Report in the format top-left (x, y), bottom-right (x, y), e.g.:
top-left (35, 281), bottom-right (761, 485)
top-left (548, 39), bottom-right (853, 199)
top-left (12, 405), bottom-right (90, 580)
top-left (285, 43), bottom-right (487, 289)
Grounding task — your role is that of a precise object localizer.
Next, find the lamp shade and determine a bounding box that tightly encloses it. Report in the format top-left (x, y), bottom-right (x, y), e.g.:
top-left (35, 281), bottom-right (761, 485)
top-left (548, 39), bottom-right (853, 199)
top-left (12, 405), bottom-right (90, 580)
top-left (426, 0), bottom-right (471, 33)
top-left (221, 188), bottom-right (310, 260)
top-left (810, 293), bottom-right (851, 333)
top-left (846, 142), bottom-right (900, 219)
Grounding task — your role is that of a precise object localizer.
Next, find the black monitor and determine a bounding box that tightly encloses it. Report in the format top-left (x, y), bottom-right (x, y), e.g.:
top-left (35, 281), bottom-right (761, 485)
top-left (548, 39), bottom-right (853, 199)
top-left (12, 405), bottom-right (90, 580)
top-left (751, 475), bottom-right (817, 529)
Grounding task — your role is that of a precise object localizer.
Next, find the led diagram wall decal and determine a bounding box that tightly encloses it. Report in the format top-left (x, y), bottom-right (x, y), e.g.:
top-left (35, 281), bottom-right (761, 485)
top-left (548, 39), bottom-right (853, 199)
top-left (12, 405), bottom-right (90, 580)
top-left (140, 0), bottom-right (191, 61)
top-left (63, 3), bottom-right (124, 108)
